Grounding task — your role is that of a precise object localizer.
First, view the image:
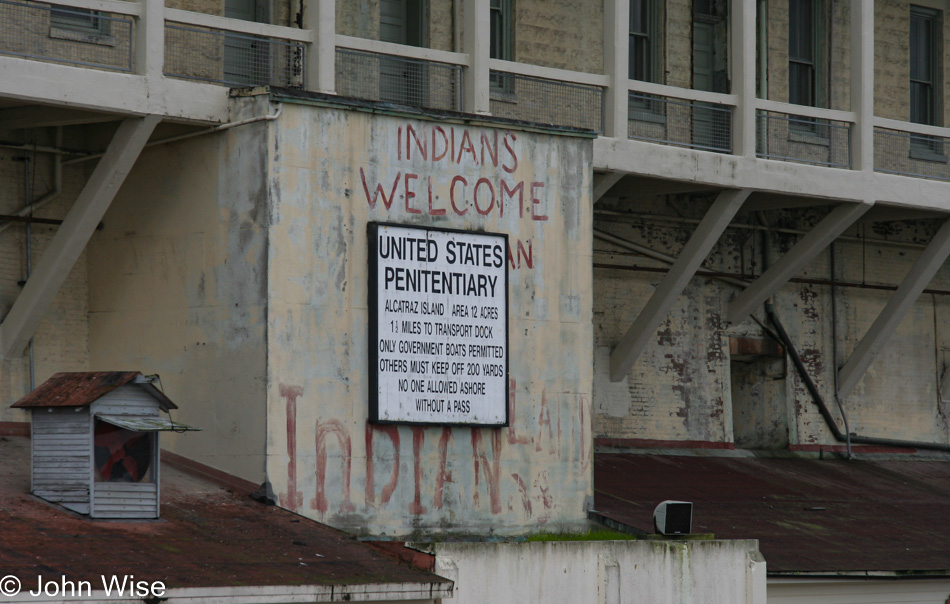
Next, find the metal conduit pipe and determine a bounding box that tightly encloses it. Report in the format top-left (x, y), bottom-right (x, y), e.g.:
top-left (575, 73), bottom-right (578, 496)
top-left (63, 105), bottom-right (283, 165)
top-left (595, 209), bottom-right (935, 251)
top-left (592, 228), bottom-right (749, 288)
top-left (0, 128), bottom-right (63, 237)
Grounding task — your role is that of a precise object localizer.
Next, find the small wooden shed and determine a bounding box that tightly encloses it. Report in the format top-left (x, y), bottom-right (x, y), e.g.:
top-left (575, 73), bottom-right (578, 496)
top-left (11, 371), bottom-right (198, 519)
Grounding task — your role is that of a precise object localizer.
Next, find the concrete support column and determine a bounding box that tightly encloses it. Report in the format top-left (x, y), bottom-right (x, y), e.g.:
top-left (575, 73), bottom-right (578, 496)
top-left (462, 0), bottom-right (490, 114)
top-left (136, 0), bottom-right (165, 82)
top-left (0, 116), bottom-right (160, 359)
top-left (609, 189), bottom-right (751, 381)
top-left (603, 0), bottom-right (629, 139)
top-left (305, 0), bottom-right (336, 94)
top-left (850, 0), bottom-right (874, 172)
top-left (837, 217), bottom-right (950, 399)
top-left (731, 0), bottom-right (757, 157)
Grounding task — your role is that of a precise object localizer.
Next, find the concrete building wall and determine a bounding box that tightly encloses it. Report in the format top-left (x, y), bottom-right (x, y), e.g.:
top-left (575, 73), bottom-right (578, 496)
top-left (0, 147), bottom-right (90, 424)
top-left (85, 106), bottom-right (271, 482)
top-left (428, 539), bottom-right (766, 604)
top-left (265, 99), bottom-right (593, 536)
top-left (591, 204), bottom-right (950, 450)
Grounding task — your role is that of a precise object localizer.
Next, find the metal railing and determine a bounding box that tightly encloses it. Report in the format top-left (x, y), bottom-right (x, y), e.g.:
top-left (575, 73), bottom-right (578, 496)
top-left (0, 0), bottom-right (133, 71)
top-left (627, 92), bottom-right (732, 153)
top-left (164, 21), bottom-right (305, 88)
top-left (489, 71), bottom-right (605, 133)
top-left (335, 47), bottom-right (463, 112)
top-left (874, 127), bottom-right (950, 181)
top-left (756, 111), bottom-right (851, 168)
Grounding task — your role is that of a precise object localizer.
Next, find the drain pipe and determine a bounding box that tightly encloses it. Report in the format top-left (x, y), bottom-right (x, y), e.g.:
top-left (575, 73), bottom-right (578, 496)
top-left (63, 104), bottom-right (283, 166)
top-left (829, 241), bottom-right (852, 457)
top-left (20, 157), bottom-right (35, 391)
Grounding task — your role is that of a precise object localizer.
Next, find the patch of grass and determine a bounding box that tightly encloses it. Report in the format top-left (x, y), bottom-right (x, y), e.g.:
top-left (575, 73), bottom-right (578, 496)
top-left (526, 529), bottom-right (637, 542)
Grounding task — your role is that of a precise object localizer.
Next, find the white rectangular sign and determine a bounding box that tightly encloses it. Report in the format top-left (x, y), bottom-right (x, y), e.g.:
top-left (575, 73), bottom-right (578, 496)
top-left (369, 223), bottom-right (509, 425)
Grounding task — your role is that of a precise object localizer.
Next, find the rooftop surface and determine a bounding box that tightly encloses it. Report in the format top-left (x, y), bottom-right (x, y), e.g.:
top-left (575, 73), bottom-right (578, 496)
top-left (0, 435), bottom-right (450, 599)
top-left (594, 453), bottom-right (950, 576)
top-left (10, 372), bottom-right (176, 410)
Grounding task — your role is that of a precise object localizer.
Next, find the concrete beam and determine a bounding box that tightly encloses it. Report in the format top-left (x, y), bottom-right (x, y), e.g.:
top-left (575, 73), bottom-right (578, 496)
top-left (609, 189), bottom-right (751, 381)
top-left (727, 201), bottom-right (873, 325)
top-left (837, 217), bottom-right (950, 399)
top-left (304, 0), bottom-right (336, 94)
top-left (0, 107), bottom-right (118, 130)
top-left (603, 0), bottom-right (629, 139)
top-left (0, 115), bottom-right (159, 359)
top-left (731, 0), bottom-right (756, 157)
top-left (850, 0), bottom-right (874, 172)
top-left (462, 0), bottom-right (490, 114)
top-left (593, 172), bottom-right (624, 204)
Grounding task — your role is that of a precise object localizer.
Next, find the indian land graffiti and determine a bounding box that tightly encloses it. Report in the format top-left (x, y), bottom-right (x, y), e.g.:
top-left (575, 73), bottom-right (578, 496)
top-left (279, 379), bottom-right (591, 525)
top-left (359, 123), bottom-right (546, 270)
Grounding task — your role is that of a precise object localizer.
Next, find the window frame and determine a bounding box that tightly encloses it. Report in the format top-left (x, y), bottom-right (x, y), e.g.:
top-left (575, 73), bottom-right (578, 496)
top-left (787, 0), bottom-right (828, 138)
top-left (489, 0), bottom-right (514, 95)
top-left (49, 5), bottom-right (114, 46)
top-left (909, 5), bottom-right (946, 161)
top-left (628, 0), bottom-right (663, 119)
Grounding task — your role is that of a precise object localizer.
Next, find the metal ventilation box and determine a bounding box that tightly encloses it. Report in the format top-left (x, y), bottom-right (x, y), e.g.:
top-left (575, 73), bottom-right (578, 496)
top-left (10, 372), bottom-right (199, 519)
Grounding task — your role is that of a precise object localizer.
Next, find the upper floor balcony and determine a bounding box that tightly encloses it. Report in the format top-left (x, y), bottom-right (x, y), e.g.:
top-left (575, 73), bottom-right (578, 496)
top-left (2, 0), bottom-right (949, 212)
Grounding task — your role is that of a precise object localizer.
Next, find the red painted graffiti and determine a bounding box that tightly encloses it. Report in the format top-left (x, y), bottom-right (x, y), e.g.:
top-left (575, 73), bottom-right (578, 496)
top-left (433, 428), bottom-right (453, 509)
top-left (278, 384), bottom-right (304, 511)
top-left (506, 378), bottom-right (533, 446)
top-left (311, 419), bottom-right (354, 514)
top-left (536, 390), bottom-right (556, 454)
top-left (365, 424), bottom-right (400, 507)
top-left (471, 429), bottom-right (503, 514)
top-left (409, 427), bottom-right (427, 515)
top-left (511, 472), bottom-right (532, 517)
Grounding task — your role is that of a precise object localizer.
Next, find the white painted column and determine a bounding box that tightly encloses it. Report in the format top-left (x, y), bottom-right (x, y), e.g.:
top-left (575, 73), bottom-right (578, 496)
top-left (603, 0), bottom-right (629, 139)
top-left (304, 0), bottom-right (336, 94)
top-left (609, 189), bottom-right (751, 381)
top-left (136, 0), bottom-right (165, 82)
top-left (0, 116), bottom-right (160, 359)
top-left (850, 0), bottom-right (874, 172)
top-left (837, 217), bottom-right (950, 399)
top-left (731, 0), bottom-right (757, 157)
top-left (462, 0), bottom-right (490, 114)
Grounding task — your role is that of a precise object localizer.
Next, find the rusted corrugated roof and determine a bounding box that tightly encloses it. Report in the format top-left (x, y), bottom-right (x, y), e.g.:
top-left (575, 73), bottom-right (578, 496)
top-left (0, 435), bottom-right (450, 593)
top-left (10, 372), bottom-right (177, 410)
top-left (594, 453), bottom-right (950, 576)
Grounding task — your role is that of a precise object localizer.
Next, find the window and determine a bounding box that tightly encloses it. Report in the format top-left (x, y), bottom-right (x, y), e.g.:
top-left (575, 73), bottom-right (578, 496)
top-left (629, 0), bottom-right (662, 118)
top-left (489, 0), bottom-right (513, 92)
top-left (629, 0), bottom-right (655, 82)
top-left (788, 0), bottom-right (818, 107)
top-left (910, 6), bottom-right (945, 160)
top-left (788, 0), bottom-right (829, 138)
top-left (51, 6), bottom-right (107, 34)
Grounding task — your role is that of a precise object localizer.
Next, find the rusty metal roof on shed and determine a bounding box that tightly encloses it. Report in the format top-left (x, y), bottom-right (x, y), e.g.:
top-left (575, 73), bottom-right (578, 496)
top-left (10, 371), bottom-right (177, 410)
top-left (0, 435), bottom-right (450, 599)
top-left (593, 453), bottom-right (950, 576)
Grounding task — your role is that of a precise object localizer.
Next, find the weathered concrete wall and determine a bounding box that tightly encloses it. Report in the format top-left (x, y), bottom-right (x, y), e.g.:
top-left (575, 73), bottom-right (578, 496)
top-left (0, 146), bottom-right (91, 424)
top-left (592, 203), bottom-right (950, 450)
top-left (86, 100), bottom-right (271, 482)
top-left (266, 99), bottom-right (593, 536)
top-left (427, 539), bottom-right (766, 604)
